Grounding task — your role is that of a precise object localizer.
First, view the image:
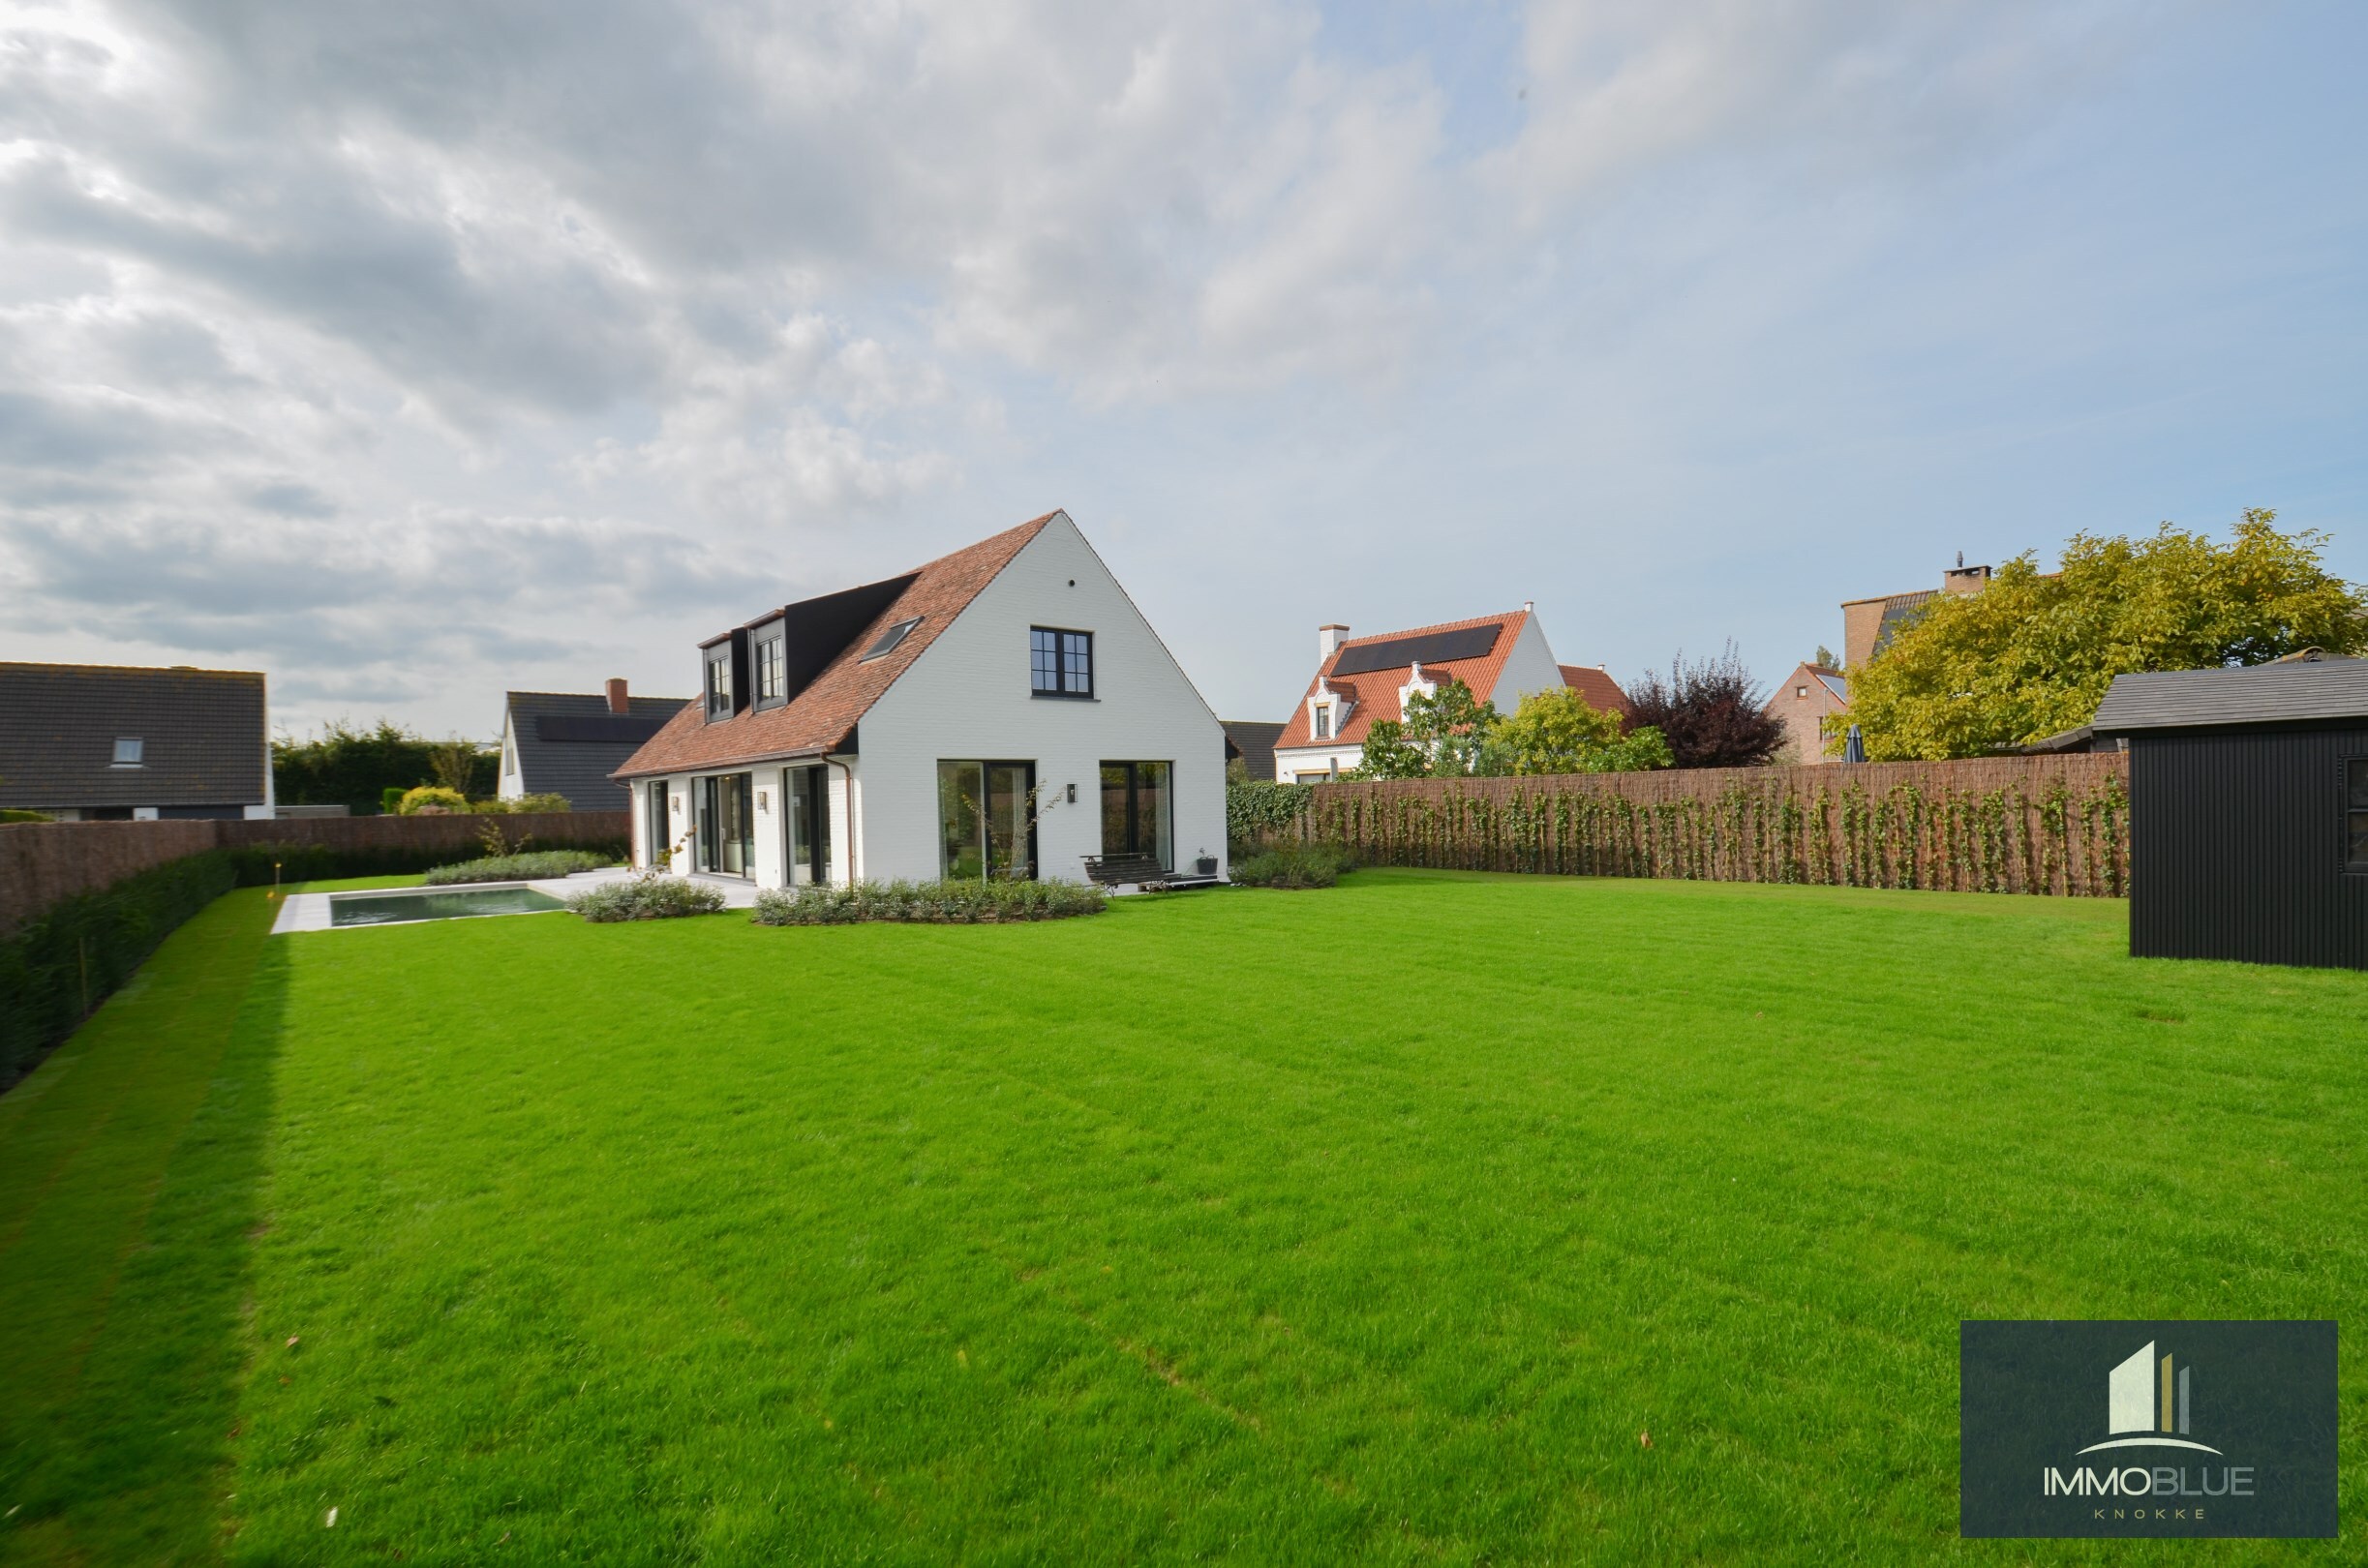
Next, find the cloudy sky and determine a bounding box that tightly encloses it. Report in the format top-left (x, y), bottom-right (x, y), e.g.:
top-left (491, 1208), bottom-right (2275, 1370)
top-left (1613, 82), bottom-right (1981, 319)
top-left (2, 0), bottom-right (2362, 738)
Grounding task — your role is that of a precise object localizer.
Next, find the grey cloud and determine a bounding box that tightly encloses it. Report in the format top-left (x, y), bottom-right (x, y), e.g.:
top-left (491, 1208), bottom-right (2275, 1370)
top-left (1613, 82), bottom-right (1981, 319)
top-left (246, 480), bottom-right (338, 518)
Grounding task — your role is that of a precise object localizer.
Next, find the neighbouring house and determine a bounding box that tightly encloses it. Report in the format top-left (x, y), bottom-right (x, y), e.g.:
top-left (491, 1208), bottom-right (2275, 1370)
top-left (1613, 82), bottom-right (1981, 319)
top-left (498, 680), bottom-right (690, 812)
top-left (0, 661), bottom-right (273, 821)
top-left (613, 510), bottom-right (1227, 887)
top-left (1839, 556), bottom-right (1991, 670)
top-left (2092, 651), bottom-right (2368, 971)
top-left (1222, 720), bottom-right (1285, 782)
top-left (1766, 662), bottom-right (1850, 765)
top-left (1270, 606), bottom-right (1623, 782)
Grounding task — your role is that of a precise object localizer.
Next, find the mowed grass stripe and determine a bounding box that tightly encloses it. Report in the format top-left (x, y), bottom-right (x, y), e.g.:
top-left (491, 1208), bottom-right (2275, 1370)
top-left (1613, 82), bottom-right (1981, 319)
top-left (7, 870), bottom-right (2363, 1562)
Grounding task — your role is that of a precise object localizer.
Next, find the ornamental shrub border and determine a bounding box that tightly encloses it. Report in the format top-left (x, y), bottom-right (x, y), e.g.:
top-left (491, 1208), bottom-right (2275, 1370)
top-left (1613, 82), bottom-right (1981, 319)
top-left (752, 878), bottom-right (1106, 925)
top-left (1297, 756), bottom-right (2129, 897)
top-left (565, 877), bottom-right (729, 922)
top-left (425, 850), bottom-right (613, 886)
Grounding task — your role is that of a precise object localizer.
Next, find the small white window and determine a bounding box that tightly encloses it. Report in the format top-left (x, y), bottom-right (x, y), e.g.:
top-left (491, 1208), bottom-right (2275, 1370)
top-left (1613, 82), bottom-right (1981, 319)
top-left (1314, 705), bottom-right (1332, 739)
top-left (112, 737), bottom-right (143, 766)
top-left (1796, 685), bottom-right (1808, 699)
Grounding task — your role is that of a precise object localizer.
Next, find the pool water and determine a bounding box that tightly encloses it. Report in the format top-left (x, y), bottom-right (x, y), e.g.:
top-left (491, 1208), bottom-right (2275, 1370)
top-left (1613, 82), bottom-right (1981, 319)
top-left (328, 886), bottom-right (566, 926)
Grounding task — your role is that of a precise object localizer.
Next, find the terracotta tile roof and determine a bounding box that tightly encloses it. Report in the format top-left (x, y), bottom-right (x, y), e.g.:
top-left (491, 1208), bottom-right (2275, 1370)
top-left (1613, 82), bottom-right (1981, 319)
top-left (1273, 611), bottom-right (1532, 753)
top-left (1558, 664), bottom-right (1631, 720)
top-left (614, 513), bottom-right (1055, 778)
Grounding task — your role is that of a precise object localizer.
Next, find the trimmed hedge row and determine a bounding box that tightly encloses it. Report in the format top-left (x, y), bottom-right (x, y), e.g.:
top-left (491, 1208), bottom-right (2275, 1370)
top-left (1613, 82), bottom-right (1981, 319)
top-left (0, 837), bottom-right (630, 1092)
top-left (0, 851), bottom-right (238, 1090)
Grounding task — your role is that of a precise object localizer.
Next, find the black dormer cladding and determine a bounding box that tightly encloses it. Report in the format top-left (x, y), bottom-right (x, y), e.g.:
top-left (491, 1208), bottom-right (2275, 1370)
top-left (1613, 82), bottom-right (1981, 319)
top-left (698, 572), bottom-right (920, 724)
top-left (773, 574), bottom-right (919, 702)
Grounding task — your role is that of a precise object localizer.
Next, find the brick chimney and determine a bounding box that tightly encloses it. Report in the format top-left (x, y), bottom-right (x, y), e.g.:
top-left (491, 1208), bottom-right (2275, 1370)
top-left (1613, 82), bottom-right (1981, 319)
top-left (605, 677), bottom-right (629, 714)
top-left (1319, 623), bottom-right (1349, 661)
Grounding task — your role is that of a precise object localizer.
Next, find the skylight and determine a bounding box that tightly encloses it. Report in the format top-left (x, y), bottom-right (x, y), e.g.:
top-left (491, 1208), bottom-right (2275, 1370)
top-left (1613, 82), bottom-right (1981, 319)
top-left (861, 616), bottom-right (923, 661)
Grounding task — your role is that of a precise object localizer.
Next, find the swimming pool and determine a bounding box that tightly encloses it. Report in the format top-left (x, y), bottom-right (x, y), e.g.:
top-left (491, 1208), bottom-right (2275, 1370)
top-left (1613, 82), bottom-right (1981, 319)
top-left (327, 885), bottom-right (567, 927)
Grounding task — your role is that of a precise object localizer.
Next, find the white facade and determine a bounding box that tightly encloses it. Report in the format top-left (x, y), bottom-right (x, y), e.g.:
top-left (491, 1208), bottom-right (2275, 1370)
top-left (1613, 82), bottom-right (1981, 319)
top-left (631, 513), bottom-right (1227, 889)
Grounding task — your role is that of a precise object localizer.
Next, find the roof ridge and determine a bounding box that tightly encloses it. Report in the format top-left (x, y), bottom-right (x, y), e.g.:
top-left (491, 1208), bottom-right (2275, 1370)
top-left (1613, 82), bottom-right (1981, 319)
top-left (1337, 609), bottom-right (1525, 648)
top-left (0, 661), bottom-right (264, 679)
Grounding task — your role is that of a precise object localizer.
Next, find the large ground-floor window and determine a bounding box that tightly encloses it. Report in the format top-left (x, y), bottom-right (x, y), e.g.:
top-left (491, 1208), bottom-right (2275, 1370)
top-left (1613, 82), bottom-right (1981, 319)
top-left (698, 773), bottom-right (754, 876)
top-left (784, 764), bottom-right (833, 885)
top-left (938, 761), bottom-right (1036, 880)
top-left (1100, 761), bottom-right (1172, 869)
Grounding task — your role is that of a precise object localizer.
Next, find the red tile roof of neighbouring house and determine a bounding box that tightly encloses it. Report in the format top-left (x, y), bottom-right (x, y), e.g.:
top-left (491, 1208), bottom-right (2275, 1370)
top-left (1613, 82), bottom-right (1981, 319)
top-left (1274, 611), bottom-right (1533, 753)
top-left (1558, 665), bottom-right (1630, 720)
top-left (614, 513), bottom-right (1055, 779)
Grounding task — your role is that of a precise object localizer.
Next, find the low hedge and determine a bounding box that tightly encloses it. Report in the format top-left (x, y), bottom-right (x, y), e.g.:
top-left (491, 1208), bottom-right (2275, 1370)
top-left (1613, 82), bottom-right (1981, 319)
top-left (751, 878), bottom-right (1105, 925)
top-left (1229, 842), bottom-right (1357, 890)
top-left (222, 838), bottom-right (629, 888)
top-left (565, 877), bottom-right (728, 922)
top-left (424, 850), bottom-right (612, 886)
top-left (0, 850), bottom-right (239, 1090)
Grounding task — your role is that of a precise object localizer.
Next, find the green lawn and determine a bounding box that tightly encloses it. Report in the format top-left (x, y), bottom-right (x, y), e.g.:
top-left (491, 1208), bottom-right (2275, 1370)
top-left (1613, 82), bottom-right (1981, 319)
top-left (2, 870), bottom-right (2363, 1564)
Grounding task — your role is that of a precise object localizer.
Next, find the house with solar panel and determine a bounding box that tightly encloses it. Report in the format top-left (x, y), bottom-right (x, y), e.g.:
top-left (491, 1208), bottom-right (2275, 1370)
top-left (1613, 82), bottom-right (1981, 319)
top-left (1270, 608), bottom-right (1627, 782)
top-left (612, 510), bottom-right (1227, 889)
top-left (496, 681), bottom-right (691, 811)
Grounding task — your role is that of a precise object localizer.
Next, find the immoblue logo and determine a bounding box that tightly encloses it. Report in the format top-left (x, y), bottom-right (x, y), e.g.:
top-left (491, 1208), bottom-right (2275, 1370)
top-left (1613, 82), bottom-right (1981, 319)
top-left (2042, 1341), bottom-right (2252, 1501)
top-left (1958, 1319), bottom-right (2334, 1538)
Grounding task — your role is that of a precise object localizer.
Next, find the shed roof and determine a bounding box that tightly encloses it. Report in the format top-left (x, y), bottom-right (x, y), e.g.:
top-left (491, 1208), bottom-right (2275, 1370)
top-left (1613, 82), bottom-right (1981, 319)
top-left (2091, 657), bottom-right (2368, 734)
top-left (0, 661), bottom-right (267, 809)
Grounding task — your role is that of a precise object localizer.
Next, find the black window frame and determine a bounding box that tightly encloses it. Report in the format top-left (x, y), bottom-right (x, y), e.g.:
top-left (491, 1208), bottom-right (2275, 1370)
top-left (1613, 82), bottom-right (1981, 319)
top-left (111, 736), bottom-right (144, 767)
top-left (2345, 756), bottom-right (2368, 873)
top-left (1030, 626), bottom-right (1094, 699)
top-left (754, 631), bottom-right (787, 707)
top-left (704, 648), bottom-right (734, 720)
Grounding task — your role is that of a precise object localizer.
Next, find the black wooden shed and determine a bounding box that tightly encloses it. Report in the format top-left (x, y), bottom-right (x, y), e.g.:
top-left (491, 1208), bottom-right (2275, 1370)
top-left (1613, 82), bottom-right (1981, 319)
top-left (2092, 656), bottom-right (2368, 969)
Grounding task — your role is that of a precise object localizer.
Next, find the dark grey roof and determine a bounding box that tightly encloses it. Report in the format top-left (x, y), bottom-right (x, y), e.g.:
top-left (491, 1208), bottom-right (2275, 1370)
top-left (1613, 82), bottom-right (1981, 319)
top-left (1873, 591), bottom-right (1935, 658)
top-left (0, 662), bottom-right (267, 809)
top-left (2090, 658), bottom-right (2368, 734)
top-left (505, 691), bottom-right (691, 810)
top-left (1223, 719), bottom-right (1286, 782)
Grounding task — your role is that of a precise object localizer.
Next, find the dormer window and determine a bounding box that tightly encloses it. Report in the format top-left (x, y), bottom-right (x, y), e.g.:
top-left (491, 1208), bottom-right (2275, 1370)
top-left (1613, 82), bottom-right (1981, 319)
top-left (1314, 705), bottom-right (1332, 739)
top-left (111, 737), bottom-right (143, 767)
top-left (704, 648), bottom-right (734, 719)
top-left (755, 633), bottom-right (786, 703)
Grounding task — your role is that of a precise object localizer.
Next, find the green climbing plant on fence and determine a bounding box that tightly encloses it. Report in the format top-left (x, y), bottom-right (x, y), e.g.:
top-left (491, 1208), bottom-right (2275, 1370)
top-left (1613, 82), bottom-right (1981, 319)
top-left (1297, 754), bottom-right (2129, 896)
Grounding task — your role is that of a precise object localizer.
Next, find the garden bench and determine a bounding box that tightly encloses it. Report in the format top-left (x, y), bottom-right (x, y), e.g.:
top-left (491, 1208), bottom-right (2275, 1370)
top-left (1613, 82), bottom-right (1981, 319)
top-left (1083, 854), bottom-right (1169, 887)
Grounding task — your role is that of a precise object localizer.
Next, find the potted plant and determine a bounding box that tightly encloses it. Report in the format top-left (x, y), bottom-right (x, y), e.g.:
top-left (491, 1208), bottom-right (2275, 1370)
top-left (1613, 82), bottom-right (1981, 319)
top-left (1194, 848), bottom-right (1218, 876)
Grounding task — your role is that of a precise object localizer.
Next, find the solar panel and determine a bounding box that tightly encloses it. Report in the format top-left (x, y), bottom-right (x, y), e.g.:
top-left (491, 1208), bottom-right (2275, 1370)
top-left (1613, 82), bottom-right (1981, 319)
top-left (861, 616), bottom-right (923, 661)
top-left (1330, 623), bottom-right (1500, 676)
top-left (535, 715), bottom-right (671, 744)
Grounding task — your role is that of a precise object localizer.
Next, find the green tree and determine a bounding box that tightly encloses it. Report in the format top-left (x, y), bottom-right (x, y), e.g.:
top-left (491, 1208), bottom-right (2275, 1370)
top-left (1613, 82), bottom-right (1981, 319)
top-left (273, 720), bottom-right (499, 812)
top-left (1353, 678), bottom-right (1502, 779)
top-left (1486, 687), bottom-right (1675, 775)
top-left (1846, 510), bottom-right (2368, 760)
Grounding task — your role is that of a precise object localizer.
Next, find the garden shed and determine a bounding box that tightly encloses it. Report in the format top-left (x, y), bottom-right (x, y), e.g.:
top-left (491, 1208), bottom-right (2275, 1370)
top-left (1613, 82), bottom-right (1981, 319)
top-left (2092, 654), bottom-right (2368, 970)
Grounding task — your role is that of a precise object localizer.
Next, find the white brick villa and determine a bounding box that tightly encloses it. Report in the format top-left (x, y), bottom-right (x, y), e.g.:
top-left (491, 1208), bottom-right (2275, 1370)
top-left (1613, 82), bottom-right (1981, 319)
top-left (614, 511), bottom-right (1228, 889)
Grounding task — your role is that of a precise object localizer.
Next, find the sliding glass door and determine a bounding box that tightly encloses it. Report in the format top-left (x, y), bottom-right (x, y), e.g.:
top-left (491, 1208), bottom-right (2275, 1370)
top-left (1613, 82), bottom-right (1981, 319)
top-left (783, 765), bottom-right (832, 886)
top-left (937, 760), bottom-right (1036, 880)
top-left (1099, 761), bottom-right (1172, 869)
top-left (697, 773), bottom-right (754, 876)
